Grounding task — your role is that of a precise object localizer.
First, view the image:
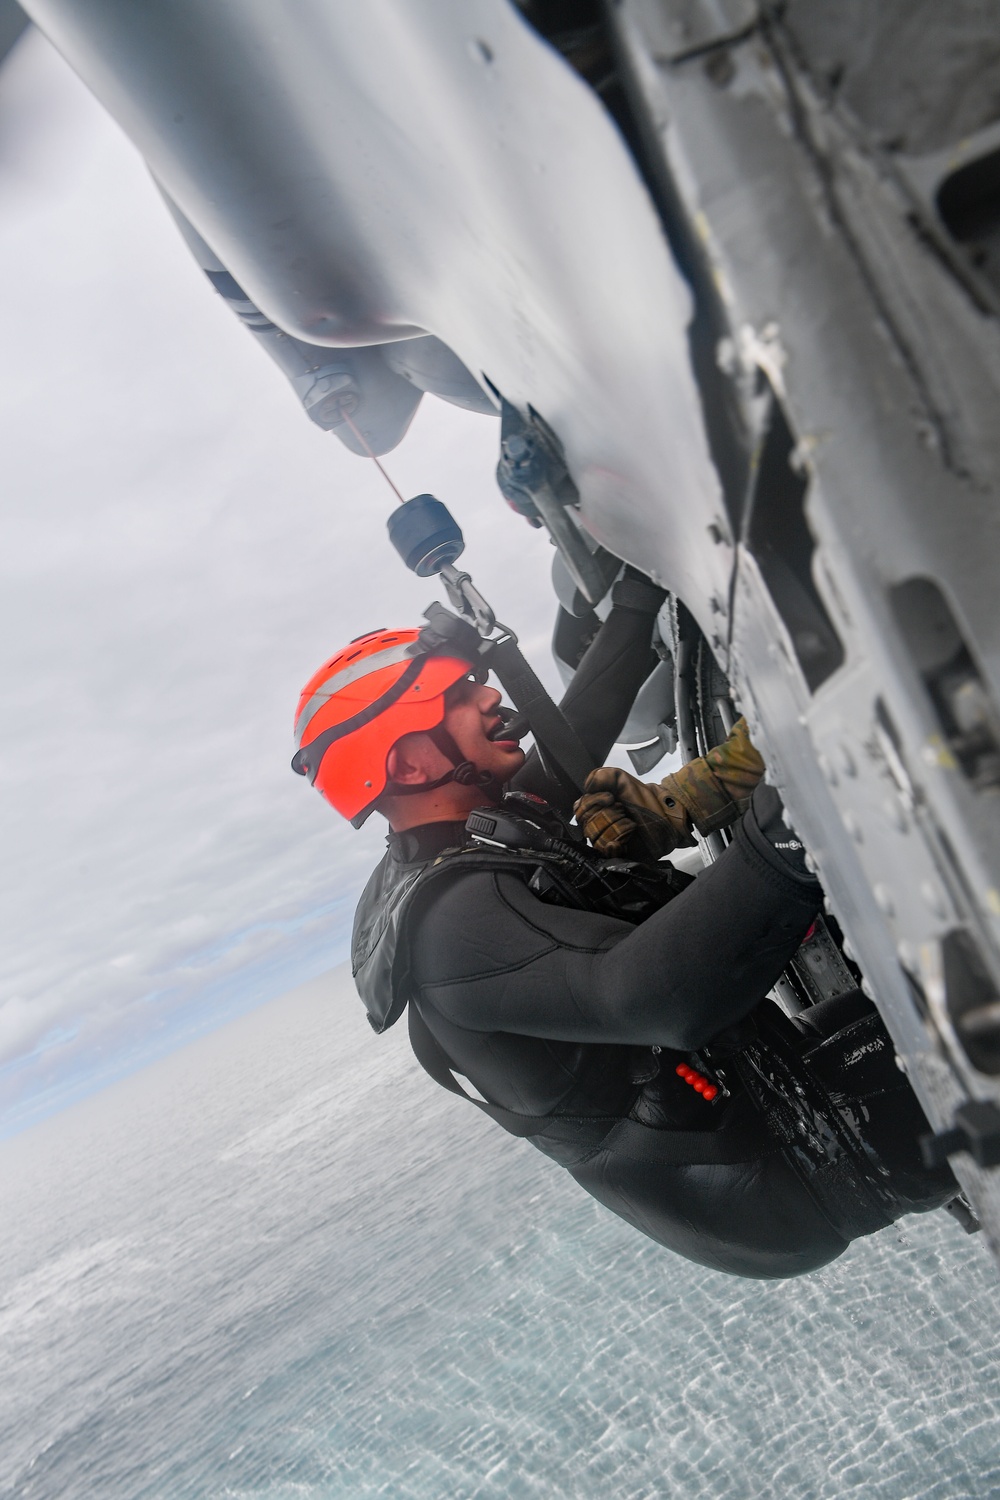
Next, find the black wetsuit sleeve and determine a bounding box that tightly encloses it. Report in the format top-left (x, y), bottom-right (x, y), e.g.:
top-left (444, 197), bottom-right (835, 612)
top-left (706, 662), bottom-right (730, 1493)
top-left (409, 814), bottom-right (819, 1051)
top-left (511, 571), bottom-right (663, 810)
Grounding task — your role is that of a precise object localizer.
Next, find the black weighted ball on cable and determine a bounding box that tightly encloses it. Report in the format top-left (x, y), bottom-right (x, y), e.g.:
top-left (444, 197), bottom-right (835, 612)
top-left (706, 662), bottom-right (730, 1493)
top-left (387, 494), bottom-right (465, 577)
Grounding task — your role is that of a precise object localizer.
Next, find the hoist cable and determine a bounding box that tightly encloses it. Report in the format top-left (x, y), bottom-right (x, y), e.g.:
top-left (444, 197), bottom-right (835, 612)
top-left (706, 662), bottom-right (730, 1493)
top-left (338, 405), bottom-right (407, 505)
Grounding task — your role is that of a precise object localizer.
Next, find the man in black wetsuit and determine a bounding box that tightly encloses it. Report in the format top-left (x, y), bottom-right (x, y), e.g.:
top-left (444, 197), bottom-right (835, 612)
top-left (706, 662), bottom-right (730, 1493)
top-left (292, 576), bottom-right (957, 1278)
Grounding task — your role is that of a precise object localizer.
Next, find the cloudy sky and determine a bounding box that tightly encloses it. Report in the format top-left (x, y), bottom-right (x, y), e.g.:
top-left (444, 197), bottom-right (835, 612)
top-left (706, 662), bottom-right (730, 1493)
top-left (0, 29), bottom-right (564, 1136)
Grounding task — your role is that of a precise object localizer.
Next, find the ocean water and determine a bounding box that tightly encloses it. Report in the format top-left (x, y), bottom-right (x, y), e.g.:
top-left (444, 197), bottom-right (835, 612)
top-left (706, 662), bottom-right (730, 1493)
top-left (2, 968), bottom-right (999, 1500)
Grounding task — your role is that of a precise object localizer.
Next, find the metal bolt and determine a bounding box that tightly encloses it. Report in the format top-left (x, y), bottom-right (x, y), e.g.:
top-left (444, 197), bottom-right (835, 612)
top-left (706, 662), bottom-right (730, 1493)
top-left (874, 884), bottom-right (895, 918)
top-left (897, 940), bottom-right (917, 972)
top-left (503, 433), bottom-right (531, 462)
top-left (920, 880), bottom-right (948, 921)
top-left (499, 430), bottom-right (545, 489)
top-left (703, 49), bottom-right (735, 87)
top-left (817, 752), bottom-right (837, 787)
top-left (883, 796), bottom-right (909, 835)
top-left (302, 369), bottom-right (359, 428)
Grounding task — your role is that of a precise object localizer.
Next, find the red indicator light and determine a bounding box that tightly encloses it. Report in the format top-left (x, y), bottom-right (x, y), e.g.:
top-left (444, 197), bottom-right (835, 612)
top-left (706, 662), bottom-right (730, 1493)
top-left (675, 1061), bottom-right (719, 1101)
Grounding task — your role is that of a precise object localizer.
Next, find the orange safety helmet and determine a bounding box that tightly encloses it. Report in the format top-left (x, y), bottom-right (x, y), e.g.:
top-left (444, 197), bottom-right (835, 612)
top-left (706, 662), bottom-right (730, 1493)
top-left (291, 628), bottom-right (475, 824)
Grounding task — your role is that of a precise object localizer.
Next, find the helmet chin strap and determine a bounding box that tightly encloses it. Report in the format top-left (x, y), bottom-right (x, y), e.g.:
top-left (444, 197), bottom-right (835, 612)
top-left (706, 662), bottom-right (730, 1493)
top-left (384, 724), bottom-right (501, 801)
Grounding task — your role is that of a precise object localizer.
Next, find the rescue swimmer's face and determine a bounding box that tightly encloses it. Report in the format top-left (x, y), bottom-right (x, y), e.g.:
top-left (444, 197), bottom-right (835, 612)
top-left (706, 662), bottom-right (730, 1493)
top-left (440, 677), bottom-right (526, 782)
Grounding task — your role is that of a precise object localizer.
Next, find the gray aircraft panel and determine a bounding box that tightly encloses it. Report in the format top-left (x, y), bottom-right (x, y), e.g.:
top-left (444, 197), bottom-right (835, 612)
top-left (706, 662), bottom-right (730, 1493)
top-left (612, 0), bottom-right (1000, 1246)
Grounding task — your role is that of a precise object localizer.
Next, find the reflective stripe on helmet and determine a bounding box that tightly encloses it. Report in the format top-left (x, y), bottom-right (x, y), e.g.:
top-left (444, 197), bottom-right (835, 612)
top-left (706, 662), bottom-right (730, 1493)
top-left (292, 657), bottom-right (427, 783)
top-left (292, 626), bottom-right (475, 822)
top-left (293, 640), bottom-right (416, 743)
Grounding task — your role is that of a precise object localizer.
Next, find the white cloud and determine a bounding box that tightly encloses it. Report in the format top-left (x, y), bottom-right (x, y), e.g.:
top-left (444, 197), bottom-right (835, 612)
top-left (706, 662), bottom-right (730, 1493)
top-left (0, 32), bottom-right (561, 1131)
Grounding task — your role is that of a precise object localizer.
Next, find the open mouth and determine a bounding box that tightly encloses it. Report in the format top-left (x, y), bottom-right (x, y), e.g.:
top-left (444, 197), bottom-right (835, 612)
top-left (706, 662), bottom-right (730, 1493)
top-left (486, 707), bottom-right (528, 744)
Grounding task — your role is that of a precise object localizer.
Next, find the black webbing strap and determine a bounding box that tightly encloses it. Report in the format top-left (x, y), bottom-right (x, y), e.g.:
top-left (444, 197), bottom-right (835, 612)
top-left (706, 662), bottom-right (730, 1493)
top-left (488, 636), bottom-right (595, 794)
top-left (610, 571), bottom-right (667, 614)
top-left (406, 1004), bottom-right (773, 1164)
top-left (407, 1002), bottom-right (552, 1137)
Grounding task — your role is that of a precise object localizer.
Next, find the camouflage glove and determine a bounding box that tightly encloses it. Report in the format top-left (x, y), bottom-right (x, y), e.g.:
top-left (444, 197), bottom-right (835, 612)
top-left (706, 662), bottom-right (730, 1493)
top-left (665, 716), bottom-right (765, 835)
top-left (574, 767), bottom-right (696, 859)
top-left (575, 717), bottom-right (765, 857)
